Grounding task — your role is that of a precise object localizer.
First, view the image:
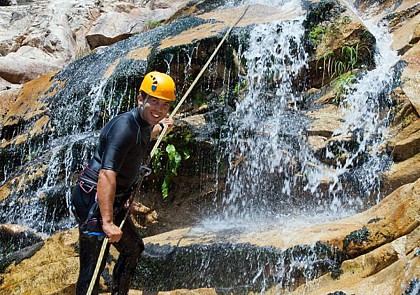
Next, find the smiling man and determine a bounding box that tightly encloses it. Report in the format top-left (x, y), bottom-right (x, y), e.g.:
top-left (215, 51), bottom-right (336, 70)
top-left (70, 71), bottom-right (175, 295)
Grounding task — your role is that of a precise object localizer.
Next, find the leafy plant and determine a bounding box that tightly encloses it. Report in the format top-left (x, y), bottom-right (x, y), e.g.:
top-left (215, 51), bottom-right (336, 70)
top-left (145, 20), bottom-right (161, 30)
top-left (332, 44), bottom-right (360, 78)
top-left (233, 79), bottom-right (248, 98)
top-left (331, 71), bottom-right (357, 103)
top-left (321, 50), bottom-right (334, 84)
top-left (309, 25), bottom-right (327, 45)
top-left (152, 143), bottom-right (190, 199)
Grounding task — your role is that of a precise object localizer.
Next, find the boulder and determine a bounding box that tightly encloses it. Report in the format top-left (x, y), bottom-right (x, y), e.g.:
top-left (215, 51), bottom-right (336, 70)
top-left (382, 152), bottom-right (420, 193)
top-left (307, 104), bottom-right (342, 138)
top-left (139, 178), bottom-right (420, 293)
top-left (0, 224), bottom-right (44, 272)
top-left (388, 119), bottom-right (420, 161)
top-left (400, 42), bottom-right (420, 115)
top-left (290, 230), bottom-right (419, 294)
top-left (0, 228), bottom-right (79, 295)
top-left (86, 11), bottom-right (139, 50)
top-left (0, 46), bottom-right (62, 84)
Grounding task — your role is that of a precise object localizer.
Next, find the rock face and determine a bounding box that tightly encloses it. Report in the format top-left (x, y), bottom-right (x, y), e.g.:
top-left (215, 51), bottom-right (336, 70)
top-left (0, 0), bottom-right (419, 294)
top-left (1, 178), bottom-right (418, 294)
top-left (0, 0), bottom-right (191, 87)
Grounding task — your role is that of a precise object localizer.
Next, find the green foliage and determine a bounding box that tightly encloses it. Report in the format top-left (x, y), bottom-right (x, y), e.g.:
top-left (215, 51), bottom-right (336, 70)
top-left (152, 134), bottom-right (191, 199)
top-left (331, 71), bottom-right (357, 103)
top-left (193, 91), bottom-right (207, 107)
top-left (145, 20), bottom-right (161, 30)
top-left (325, 44), bottom-right (362, 79)
top-left (233, 79), bottom-right (248, 97)
top-left (309, 25), bottom-right (327, 45)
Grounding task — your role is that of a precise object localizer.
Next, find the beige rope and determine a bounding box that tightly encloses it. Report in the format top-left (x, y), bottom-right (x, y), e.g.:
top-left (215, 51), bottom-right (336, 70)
top-left (87, 2), bottom-right (250, 294)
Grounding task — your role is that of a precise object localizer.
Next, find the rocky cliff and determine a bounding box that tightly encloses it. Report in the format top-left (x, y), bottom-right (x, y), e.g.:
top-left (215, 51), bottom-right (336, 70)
top-left (0, 0), bottom-right (419, 294)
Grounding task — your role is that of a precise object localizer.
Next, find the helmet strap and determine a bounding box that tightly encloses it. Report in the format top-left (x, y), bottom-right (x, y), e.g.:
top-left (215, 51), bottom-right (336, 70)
top-left (138, 94), bottom-right (149, 121)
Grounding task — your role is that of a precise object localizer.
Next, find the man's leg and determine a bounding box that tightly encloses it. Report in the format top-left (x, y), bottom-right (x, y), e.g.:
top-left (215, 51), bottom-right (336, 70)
top-left (76, 231), bottom-right (110, 295)
top-left (111, 217), bottom-right (144, 295)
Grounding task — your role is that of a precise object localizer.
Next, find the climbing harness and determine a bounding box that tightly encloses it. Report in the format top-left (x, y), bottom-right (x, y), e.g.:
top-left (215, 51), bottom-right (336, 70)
top-left (86, 1), bottom-right (251, 294)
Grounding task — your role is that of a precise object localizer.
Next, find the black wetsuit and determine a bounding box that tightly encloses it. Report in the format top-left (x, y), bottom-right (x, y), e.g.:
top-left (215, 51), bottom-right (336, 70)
top-left (70, 107), bottom-right (152, 295)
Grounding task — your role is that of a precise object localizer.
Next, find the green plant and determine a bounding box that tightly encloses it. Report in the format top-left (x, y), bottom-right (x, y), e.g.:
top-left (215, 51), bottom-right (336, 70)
top-left (233, 79), bottom-right (248, 96)
top-left (145, 20), bottom-right (161, 30)
top-left (341, 15), bottom-right (352, 25)
top-left (193, 91), bottom-right (206, 107)
top-left (321, 49), bottom-right (334, 84)
top-left (152, 143), bottom-right (190, 199)
top-left (331, 71), bottom-right (357, 103)
top-left (331, 44), bottom-right (360, 78)
top-left (309, 25), bottom-right (327, 45)
top-left (342, 44), bottom-right (359, 70)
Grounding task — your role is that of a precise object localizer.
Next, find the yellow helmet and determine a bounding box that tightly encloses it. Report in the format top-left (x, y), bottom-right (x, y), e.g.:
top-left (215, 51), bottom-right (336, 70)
top-left (140, 71), bottom-right (176, 101)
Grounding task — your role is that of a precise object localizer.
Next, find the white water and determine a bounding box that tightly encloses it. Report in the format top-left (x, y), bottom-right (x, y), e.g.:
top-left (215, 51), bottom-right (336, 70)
top-left (197, 0), bottom-right (399, 234)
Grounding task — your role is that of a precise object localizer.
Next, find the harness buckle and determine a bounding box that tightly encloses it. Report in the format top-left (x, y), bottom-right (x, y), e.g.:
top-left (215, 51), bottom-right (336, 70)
top-left (139, 165), bottom-right (152, 177)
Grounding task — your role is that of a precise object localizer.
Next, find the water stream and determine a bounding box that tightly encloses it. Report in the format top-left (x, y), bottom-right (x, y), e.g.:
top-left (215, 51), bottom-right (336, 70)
top-left (195, 0), bottom-right (399, 236)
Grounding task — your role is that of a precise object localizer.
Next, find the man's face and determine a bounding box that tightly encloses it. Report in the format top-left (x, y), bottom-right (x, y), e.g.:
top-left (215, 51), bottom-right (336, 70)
top-left (138, 95), bottom-right (171, 125)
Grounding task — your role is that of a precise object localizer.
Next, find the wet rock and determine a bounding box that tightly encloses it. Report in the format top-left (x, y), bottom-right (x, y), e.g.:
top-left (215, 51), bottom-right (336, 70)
top-left (389, 87), bottom-right (419, 129)
top-left (134, 241), bottom-right (344, 293)
top-left (0, 228), bottom-right (79, 294)
top-left (290, 225), bottom-right (420, 295)
top-left (307, 104), bottom-right (342, 138)
top-left (0, 1), bottom-right (419, 294)
top-left (0, 224), bottom-right (44, 272)
top-left (303, 0), bottom-right (375, 88)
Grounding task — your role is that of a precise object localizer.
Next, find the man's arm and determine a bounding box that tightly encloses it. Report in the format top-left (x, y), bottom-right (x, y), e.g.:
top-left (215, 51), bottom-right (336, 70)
top-left (97, 169), bottom-right (122, 243)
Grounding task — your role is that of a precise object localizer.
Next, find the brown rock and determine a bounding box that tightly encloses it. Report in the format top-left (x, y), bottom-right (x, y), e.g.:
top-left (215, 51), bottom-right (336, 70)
top-left (307, 104), bottom-right (342, 137)
top-left (389, 119), bottom-right (420, 161)
top-left (400, 42), bottom-right (420, 115)
top-left (382, 152), bottom-right (420, 193)
top-left (290, 239), bottom-right (419, 295)
top-left (0, 229), bottom-right (79, 295)
top-left (145, 178), bottom-right (420, 254)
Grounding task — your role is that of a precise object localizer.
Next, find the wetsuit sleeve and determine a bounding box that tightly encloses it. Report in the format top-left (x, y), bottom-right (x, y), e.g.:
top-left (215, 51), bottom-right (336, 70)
top-left (100, 117), bottom-right (137, 173)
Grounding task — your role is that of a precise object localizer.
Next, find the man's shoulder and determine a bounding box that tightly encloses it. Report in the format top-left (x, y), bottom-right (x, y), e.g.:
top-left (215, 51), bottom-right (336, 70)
top-left (103, 110), bottom-right (139, 138)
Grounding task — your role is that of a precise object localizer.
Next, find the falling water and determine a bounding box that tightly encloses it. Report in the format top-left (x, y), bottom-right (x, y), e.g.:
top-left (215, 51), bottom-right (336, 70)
top-left (221, 17), bottom-right (309, 220)
top-left (297, 0), bottom-right (400, 207)
top-left (198, 0), bottom-right (399, 233)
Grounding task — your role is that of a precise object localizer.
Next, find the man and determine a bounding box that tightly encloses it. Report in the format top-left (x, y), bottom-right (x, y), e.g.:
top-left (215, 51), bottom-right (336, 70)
top-left (70, 71), bottom-right (176, 294)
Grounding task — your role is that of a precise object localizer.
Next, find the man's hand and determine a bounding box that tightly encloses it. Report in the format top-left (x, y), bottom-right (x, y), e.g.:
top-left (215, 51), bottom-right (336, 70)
top-left (159, 115), bottom-right (174, 131)
top-left (152, 115), bottom-right (174, 139)
top-left (102, 222), bottom-right (122, 243)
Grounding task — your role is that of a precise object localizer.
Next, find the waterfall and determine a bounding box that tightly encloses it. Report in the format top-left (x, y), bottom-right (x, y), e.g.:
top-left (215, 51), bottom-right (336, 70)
top-left (197, 0), bottom-right (399, 233)
top-left (221, 17), bottom-right (309, 219)
top-left (308, 0), bottom-right (400, 210)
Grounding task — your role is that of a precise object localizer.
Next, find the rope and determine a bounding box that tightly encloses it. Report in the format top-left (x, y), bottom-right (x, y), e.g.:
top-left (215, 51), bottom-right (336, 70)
top-left (86, 1), bottom-right (250, 294)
